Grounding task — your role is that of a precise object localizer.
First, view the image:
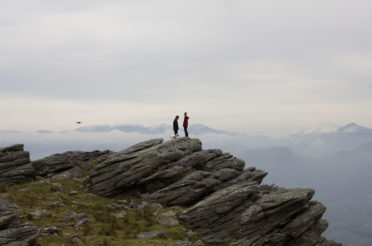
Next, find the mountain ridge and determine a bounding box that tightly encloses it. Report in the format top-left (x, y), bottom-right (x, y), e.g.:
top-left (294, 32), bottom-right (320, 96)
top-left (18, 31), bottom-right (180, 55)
top-left (0, 139), bottom-right (342, 246)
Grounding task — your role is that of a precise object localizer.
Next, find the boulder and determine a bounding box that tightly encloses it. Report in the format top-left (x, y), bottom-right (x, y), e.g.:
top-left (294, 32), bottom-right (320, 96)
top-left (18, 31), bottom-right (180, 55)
top-left (136, 230), bottom-right (167, 239)
top-left (60, 211), bottom-right (87, 223)
top-left (158, 218), bottom-right (179, 226)
top-left (0, 144), bottom-right (36, 185)
top-left (51, 183), bottom-right (65, 193)
top-left (0, 198), bottom-right (39, 245)
top-left (51, 166), bottom-right (83, 180)
top-left (29, 210), bottom-right (49, 220)
top-left (40, 226), bottom-right (61, 236)
top-left (113, 211), bottom-right (127, 218)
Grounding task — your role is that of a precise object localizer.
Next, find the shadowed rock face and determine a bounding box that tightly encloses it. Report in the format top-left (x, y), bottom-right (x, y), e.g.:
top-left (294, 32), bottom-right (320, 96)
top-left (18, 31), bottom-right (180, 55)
top-left (0, 198), bottom-right (39, 245)
top-left (0, 144), bottom-right (36, 185)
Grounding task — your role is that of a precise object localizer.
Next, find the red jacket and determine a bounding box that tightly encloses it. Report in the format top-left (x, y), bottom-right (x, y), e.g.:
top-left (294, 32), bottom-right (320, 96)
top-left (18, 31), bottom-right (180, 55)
top-left (183, 116), bottom-right (189, 128)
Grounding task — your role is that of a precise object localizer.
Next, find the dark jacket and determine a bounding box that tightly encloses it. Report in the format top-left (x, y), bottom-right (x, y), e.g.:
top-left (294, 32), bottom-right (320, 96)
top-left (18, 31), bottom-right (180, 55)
top-left (173, 118), bottom-right (179, 131)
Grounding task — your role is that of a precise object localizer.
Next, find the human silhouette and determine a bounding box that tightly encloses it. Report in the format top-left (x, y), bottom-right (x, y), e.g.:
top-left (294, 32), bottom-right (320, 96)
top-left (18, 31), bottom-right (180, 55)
top-left (183, 112), bottom-right (189, 138)
top-left (173, 115), bottom-right (179, 139)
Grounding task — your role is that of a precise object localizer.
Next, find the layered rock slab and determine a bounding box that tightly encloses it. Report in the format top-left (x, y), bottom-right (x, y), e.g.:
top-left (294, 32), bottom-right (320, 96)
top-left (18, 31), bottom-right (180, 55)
top-left (180, 182), bottom-right (340, 246)
top-left (0, 198), bottom-right (39, 245)
top-left (90, 138), bottom-right (266, 205)
top-left (91, 138), bottom-right (203, 196)
top-left (147, 154), bottom-right (266, 206)
top-left (0, 144), bottom-right (36, 185)
top-left (32, 149), bottom-right (110, 177)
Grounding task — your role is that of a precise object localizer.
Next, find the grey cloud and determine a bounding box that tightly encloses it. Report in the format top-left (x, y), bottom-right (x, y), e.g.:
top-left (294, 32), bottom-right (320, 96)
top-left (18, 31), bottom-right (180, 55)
top-left (1, 0), bottom-right (372, 132)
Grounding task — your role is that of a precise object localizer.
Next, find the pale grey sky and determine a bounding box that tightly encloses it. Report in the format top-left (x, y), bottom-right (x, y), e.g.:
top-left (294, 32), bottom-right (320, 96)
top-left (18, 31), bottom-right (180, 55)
top-left (1, 0), bottom-right (372, 135)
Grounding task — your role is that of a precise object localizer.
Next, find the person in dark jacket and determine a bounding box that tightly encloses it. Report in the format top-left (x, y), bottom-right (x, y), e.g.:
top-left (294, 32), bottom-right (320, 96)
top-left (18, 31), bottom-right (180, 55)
top-left (173, 115), bottom-right (179, 138)
top-left (183, 112), bottom-right (189, 138)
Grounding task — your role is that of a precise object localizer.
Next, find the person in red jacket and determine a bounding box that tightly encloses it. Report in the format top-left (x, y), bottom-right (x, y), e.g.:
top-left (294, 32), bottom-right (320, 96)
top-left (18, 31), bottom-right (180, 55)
top-left (183, 112), bottom-right (189, 138)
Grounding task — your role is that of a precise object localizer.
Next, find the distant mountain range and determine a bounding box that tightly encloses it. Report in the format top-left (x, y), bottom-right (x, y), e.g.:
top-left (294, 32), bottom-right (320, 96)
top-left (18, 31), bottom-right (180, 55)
top-left (2, 122), bottom-right (372, 157)
top-left (74, 123), bottom-right (239, 136)
top-left (235, 123), bottom-right (372, 246)
top-left (277, 123), bottom-right (372, 156)
top-left (14, 123), bottom-right (239, 136)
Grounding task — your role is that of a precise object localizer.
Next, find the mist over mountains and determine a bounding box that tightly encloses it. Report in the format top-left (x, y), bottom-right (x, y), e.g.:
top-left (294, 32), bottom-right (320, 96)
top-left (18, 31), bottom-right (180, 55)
top-left (1, 122), bottom-right (372, 245)
top-left (1, 122), bottom-right (371, 167)
top-left (75, 123), bottom-right (237, 136)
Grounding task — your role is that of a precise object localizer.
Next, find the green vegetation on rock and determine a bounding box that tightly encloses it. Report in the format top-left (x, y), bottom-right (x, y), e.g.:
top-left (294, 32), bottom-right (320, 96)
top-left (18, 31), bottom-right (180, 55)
top-left (0, 176), bottom-right (227, 246)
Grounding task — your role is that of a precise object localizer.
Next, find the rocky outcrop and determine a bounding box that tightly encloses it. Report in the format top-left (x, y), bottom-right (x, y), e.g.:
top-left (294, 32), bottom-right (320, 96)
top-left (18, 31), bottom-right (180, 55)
top-left (179, 183), bottom-right (340, 245)
top-left (90, 138), bottom-right (203, 196)
top-left (32, 149), bottom-right (110, 177)
top-left (0, 143), bottom-right (110, 184)
top-left (147, 154), bottom-right (266, 206)
top-left (0, 198), bottom-right (39, 245)
top-left (0, 144), bottom-right (36, 185)
top-left (89, 138), bottom-right (341, 245)
top-left (1, 138), bottom-right (341, 245)
top-left (91, 138), bottom-right (266, 202)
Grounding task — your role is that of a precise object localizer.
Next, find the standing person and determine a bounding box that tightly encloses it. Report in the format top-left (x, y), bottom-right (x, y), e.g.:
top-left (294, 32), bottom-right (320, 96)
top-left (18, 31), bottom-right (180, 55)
top-left (183, 112), bottom-right (189, 138)
top-left (173, 115), bottom-right (179, 139)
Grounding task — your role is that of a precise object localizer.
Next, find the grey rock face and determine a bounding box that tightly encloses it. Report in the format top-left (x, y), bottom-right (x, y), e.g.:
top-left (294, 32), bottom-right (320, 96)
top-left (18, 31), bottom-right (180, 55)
top-left (147, 153), bottom-right (264, 206)
top-left (0, 144), bottom-right (110, 185)
top-left (0, 198), bottom-right (39, 245)
top-left (32, 149), bottom-right (110, 177)
top-left (90, 138), bottom-right (203, 196)
top-left (90, 137), bottom-right (262, 206)
top-left (137, 149), bottom-right (223, 193)
top-left (0, 144), bottom-right (36, 185)
top-left (180, 182), bottom-right (337, 246)
top-left (51, 166), bottom-right (83, 180)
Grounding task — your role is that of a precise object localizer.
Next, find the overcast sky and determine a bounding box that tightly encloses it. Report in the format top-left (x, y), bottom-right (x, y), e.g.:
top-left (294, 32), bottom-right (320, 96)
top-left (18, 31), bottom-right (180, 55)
top-left (1, 0), bottom-right (371, 135)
